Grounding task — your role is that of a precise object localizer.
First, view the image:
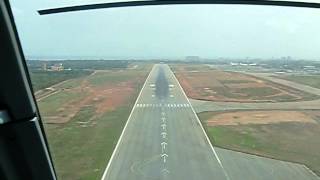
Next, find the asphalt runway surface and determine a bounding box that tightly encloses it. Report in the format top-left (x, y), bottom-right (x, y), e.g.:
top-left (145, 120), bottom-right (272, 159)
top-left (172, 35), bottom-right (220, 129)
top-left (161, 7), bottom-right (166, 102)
top-left (102, 64), bottom-right (319, 180)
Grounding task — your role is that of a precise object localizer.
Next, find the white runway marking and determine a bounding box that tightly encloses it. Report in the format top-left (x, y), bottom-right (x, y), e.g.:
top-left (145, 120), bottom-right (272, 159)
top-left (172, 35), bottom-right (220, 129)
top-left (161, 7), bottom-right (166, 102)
top-left (161, 123), bottom-right (166, 130)
top-left (136, 103), bottom-right (190, 108)
top-left (161, 168), bottom-right (170, 175)
top-left (161, 132), bottom-right (167, 139)
top-left (161, 142), bottom-right (167, 153)
top-left (101, 65), bottom-right (155, 180)
top-left (171, 67), bottom-right (231, 180)
top-left (161, 154), bottom-right (168, 163)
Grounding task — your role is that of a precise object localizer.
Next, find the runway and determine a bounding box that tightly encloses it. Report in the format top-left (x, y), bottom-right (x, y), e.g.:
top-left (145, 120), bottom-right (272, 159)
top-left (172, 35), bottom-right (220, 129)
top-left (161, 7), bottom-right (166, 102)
top-left (102, 64), bottom-right (319, 180)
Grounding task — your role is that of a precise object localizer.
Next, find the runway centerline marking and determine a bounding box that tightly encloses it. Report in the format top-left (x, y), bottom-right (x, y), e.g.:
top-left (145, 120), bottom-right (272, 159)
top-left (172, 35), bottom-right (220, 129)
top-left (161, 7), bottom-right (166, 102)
top-left (161, 132), bottom-right (167, 139)
top-left (161, 123), bottom-right (166, 131)
top-left (161, 168), bottom-right (170, 175)
top-left (161, 153), bottom-right (168, 163)
top-left (161, 142), bottom-right (167, 153)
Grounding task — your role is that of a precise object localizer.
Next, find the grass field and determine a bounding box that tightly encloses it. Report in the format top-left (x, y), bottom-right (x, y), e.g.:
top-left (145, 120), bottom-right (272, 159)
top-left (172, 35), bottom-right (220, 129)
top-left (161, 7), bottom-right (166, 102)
top-left (174, 64), bottom-right (316, 102)
top-left (38, 91), bottom-right (86, 116)
top-left (279, 75), bottom-right (320, 89)
top-left (199, 111), bottom-right (320, 176)
top-left (44, 97), bottom-right (137, 179)
top-left (37, 67), bottom-right (150, 179)
top-left (29, 70), bottom-right (92, 91)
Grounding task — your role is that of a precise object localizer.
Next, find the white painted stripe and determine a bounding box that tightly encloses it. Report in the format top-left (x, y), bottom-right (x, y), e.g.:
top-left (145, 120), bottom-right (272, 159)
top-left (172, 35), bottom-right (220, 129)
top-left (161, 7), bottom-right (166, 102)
top-left (302, 165), bottom-right (320, 178)
top-left (169, 65), bottom-right (230, 180)
top-left (101, 65), bottom-right (155, 180)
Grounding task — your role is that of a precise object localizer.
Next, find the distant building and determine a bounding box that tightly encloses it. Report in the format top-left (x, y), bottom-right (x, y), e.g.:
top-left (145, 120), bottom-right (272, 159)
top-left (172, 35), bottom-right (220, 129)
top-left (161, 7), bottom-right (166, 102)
top-left (42, 63), bottom-right (47, 71)
top-left (50, 63), bottom-right (64, 71)
top-left (230, 62), bottom-right (239, 66)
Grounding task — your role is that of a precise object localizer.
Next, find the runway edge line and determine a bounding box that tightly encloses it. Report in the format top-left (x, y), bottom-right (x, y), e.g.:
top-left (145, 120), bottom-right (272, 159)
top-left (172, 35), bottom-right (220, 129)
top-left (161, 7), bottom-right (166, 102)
top-left (168, 65), bottom-right (231, 180)
top-left (101, 65), bottom-right (155, 180)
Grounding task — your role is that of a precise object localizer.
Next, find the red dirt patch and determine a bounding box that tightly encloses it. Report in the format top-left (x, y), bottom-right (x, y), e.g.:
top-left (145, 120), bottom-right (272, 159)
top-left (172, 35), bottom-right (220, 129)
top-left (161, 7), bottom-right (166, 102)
top-left (43, 71), bottom-right (146, 124)
top-left (206, 110), bottom-right (317, 126)
top-left (175, 69), bottom-right (304, 103)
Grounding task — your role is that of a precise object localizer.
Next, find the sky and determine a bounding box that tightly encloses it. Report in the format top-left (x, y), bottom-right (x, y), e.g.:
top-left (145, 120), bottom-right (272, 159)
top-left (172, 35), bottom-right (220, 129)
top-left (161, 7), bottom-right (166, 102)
top-left (9, 0), bottom-right (320, 60)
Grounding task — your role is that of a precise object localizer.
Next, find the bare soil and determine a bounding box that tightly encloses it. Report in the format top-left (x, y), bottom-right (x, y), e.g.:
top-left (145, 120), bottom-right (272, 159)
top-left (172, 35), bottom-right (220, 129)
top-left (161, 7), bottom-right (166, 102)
top-left (175, 67), bottom-right (309, 102)
top-left (206, 110), bottom-right (317, 126)
top-left (42, 71), bottom-right (144, 124)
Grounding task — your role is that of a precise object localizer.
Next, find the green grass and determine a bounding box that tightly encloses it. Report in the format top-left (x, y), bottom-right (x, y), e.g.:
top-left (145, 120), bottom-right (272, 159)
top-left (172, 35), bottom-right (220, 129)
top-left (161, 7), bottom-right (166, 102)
top-left (88, 70), bottom-right (145, 87)
top-left (210, 87), bottom-right (241, 99)
top-left (40, 69), bottom-right (148, 180)
top-left (220, 79), bottom-right (255, 84)
top-left (206, 126), bottom-right (263, 150)
top-left (235, 87), bottom-right (280, 98)
top-left (60, 78), bottom-right (86, 89)
top-left (45, 103), bottom-right (136, 180)
top-left (38, 90), bottom-right (86, 116)
top-left (280, 75), bottom-right (320, 89)
top-left (199, 111), bottom-right (320, 176)
top-left (29, 70), bottom-right (92, 91)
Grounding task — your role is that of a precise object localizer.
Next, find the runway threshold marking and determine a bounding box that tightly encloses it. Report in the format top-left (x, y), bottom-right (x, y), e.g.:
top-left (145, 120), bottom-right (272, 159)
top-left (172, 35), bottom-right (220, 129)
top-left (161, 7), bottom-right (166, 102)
top-left (135, 103), bottom-right (190, 108)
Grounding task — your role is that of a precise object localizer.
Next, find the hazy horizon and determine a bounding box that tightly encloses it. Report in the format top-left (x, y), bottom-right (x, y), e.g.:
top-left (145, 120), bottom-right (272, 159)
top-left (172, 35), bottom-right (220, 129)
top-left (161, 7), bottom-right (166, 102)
top-left (10, 0), bottom-right (320, 60)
